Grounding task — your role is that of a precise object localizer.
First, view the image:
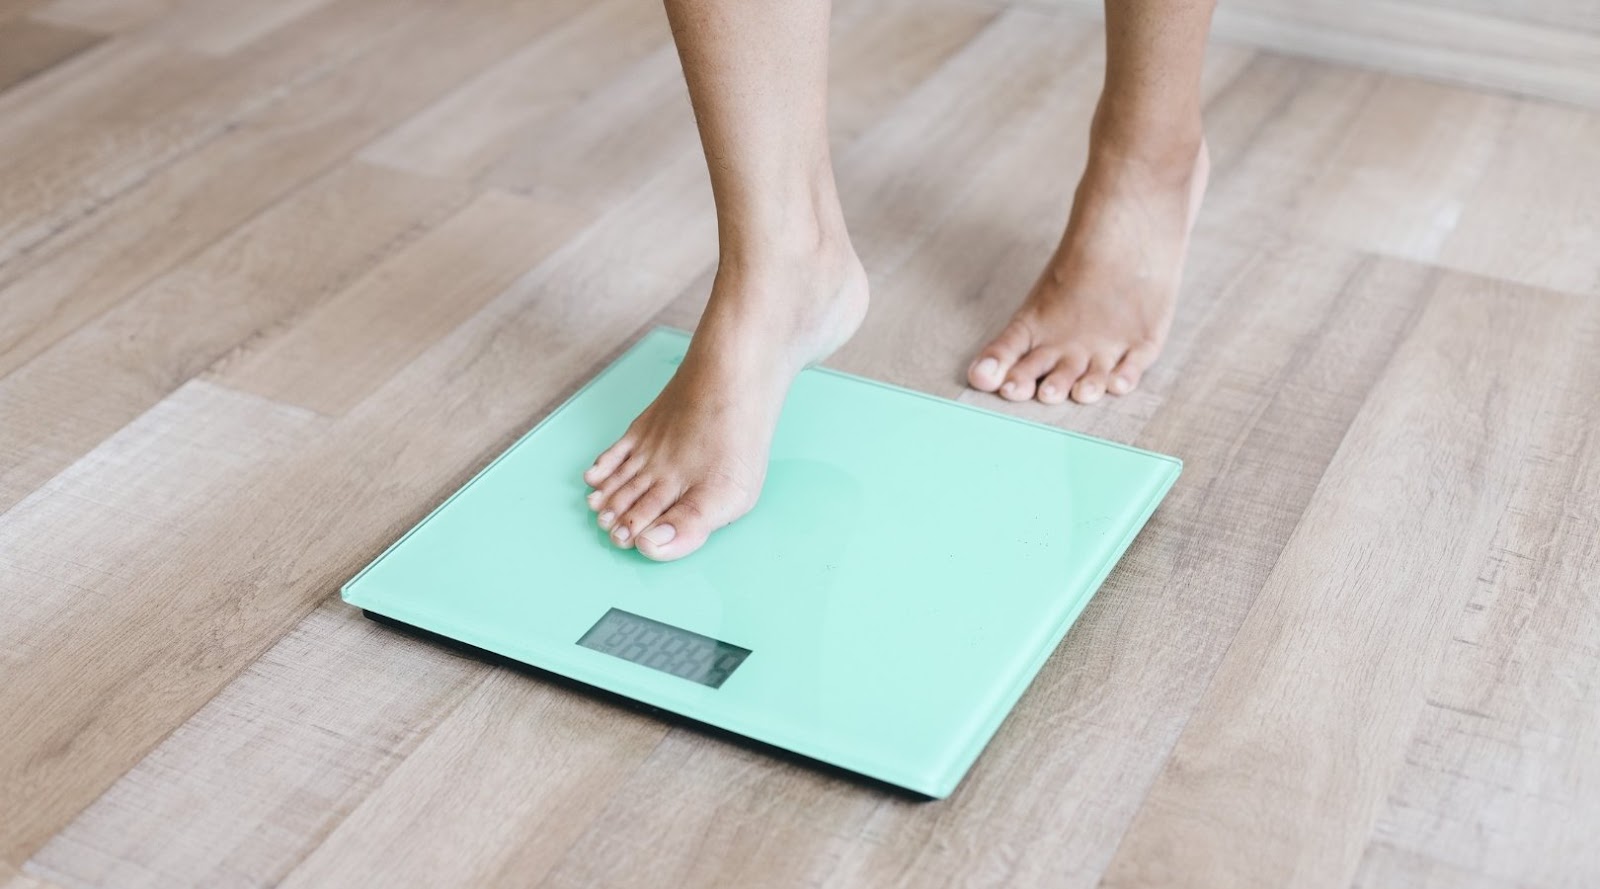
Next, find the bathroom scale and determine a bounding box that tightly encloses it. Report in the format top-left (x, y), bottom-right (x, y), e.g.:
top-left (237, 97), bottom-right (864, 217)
top-left (343, 327), bottom-right (1180, 799)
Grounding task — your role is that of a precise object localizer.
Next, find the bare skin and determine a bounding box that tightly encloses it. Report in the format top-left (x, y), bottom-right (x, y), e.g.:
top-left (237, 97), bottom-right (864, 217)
top-left (584, 0), bottom-right (866, 560)
top-left (967, 124), bottom-right (1209, 404)
top-left (587, 0), bottom-right (1215, 560)
top-left (969, 0), bottom-right (1216, 404)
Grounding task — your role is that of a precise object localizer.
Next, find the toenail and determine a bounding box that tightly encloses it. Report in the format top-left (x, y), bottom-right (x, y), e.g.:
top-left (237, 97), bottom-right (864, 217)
top-left (586, 491), bottom-right (602, 509)
top-left (1001, 381), bottom-right (1016, 395)
top-left (1110, 376), bottom-right (1131, 393)
top-left (1040, 384), bottom-right (1056, 398)
top-left (599, 511), bottom-right (614, 527)
top-left (613, 526), bottom-right (630, 543)
top-left (976, 358), bottom-right (998, 379)
top-left (642, 524), bottom-right (676, 546)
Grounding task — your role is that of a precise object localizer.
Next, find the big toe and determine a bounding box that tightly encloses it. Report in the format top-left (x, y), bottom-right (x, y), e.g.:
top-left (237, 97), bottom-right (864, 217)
top-left (967, 321), bottom-right (1033, 392)
top-left (634, 484), bottom-right (748, 562)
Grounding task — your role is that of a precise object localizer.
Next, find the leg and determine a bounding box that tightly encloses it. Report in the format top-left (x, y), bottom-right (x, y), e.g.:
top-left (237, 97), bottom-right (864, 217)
top-left (968, 0), bottom-right (1214, 404)
top-left (584, 0), bottom-right (867, 561)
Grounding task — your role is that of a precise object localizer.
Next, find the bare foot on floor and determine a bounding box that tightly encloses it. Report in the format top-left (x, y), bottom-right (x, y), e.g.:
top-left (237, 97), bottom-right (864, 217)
top-left (584, 240), bottom-right (868, 561)
top-left (968, 135), bottom-right (1209, 405)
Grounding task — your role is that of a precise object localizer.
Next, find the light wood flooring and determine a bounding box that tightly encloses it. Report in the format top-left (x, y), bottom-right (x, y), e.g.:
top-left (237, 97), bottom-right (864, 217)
top-left (2, 0), bottom-right (1598, 887)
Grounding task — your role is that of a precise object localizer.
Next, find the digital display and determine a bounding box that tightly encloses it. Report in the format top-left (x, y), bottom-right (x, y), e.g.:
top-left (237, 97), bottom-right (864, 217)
top-left (576, 608), bottom-right (751, 689)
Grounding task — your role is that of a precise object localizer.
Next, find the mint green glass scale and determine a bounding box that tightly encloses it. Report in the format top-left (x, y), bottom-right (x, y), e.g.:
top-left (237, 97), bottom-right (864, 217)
top-left (343, 328), bottom-right (1179, 799)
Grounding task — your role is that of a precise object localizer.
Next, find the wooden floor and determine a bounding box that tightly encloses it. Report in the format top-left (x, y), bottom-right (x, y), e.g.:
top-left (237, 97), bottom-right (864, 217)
top-left (3, 0), bottom-right (1599, 887)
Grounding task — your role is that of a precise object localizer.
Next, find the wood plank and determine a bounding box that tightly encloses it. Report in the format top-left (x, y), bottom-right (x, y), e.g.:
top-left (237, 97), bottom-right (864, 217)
top-left (830, 9), bottom-right (1099, 280)
top-left (275, 669), bottom-right (665, 889)
top-left (482, 0), bottom-right (998, 211)
top-left (26, 602), bottom-right (486, 889)
top-left (0, 0), bottom-right (425, 265)
top-left (1197, 53), bottom-right (1600, 297)
top-left (0, 134), bottom-right (723, 868)
top-left (1, 860), bottom-right (63, 889)
top-left (11, 5), bottom-right (1010, 881)
top-left (826, 0), bottom-right (998, 147)
top-left (1352, 300), bottom-right (1600, 886)
top-left (0, 0), bottom-right (592, 382)
top-left (212, 189), bottom-right (591, 416)
top-left (480, 44), bottom-right (698, 210)
top-left (359, 0), bottom-right (672, 181)
top-left (23, 7), bottom-right (1028, 883)
top-left (363, 0), bottom-right (992, 194)
top-left (0, 17), bottom-right (100, 93)
top-left (139, 0), bottom-right (338, 55)
top-left (0, 161), bottom-right (473, 512)
top-left (541, 730), bottom-right (874, 889)
top-left (0, 0), bottom-right (47, 27)
top-left (1436, 98), bottom-right (1600, 295)
top-left (1100, 273), bottom-right (1593, 888)
top-left (0, 381), bottom-right (328, 863)
top-left (0, 0), bottom-right (593, 272)
top-left (1284, 74), bottom-right (1511, 268)
top-left (31, 0), bottom-right (177, 34)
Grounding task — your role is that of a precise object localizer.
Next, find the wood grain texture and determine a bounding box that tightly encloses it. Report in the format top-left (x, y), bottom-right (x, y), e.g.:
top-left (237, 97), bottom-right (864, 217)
top-left (0, 161), bottom-right (473, 511)
top-left (1190, 54), bottom-right (1600, 298)
top-left (0, 17), bottom-right (100, 93)
top-left (0, 0), bottom-right (598, 382)
top-left (0, 381), bottom-right (328, 863)
top-left (17, 10), bottom-right (1018, 885)
top-left (31, 0), bottom-right (176, 33)
top-left (3, 1), bottom-right (1599, 887)
top-left (27, 602), bottom-right (487, 889)
top-left (137, 0), bottom-right (337, 55)
top-left (1, 860), bottom-right (63, 889)
top-left (0, 0), bottom-right (417, 267)
top-left (359, 0), bottom-right (673, 182)
top-left (1352, 298), bottom-right (1600, 888)
top-left (276, 670), bottom-right (667, 889)
top-left (1101, 273), bottom-right (1598, 888)
top-left (212, 189), bottom-right (590, 416)
top-left (0, 0), bottom-right (48, 26)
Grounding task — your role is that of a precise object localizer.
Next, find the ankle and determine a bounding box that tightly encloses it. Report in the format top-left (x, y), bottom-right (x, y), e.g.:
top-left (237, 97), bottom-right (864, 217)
top-left (1087, 98), bottom-right (1205, 181)
top-left (715, 201), bottom-right (856, 285)
top-left (714, 170), bottom-right (852, 263)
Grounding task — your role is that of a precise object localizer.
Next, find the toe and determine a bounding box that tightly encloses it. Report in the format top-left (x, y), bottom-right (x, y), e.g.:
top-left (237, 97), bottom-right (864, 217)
top-left (635, 483), bottom-right (746, 562)
top-left (584, 439), bottom-right (633, 488)
top-left (587, 453), bottom-right (643, 511)
top-left (600, 472), bottom-right (653, 537)
top-left (1106, 341), bottom-right (1161, 396)
top-left (999, 348), bottom-right (1060, 402)
top-left (1071, 351), bottom-right (1120, 404)
top-left (967, 320), bottom-right (1034, 392)
top-left (1036, 348), bottom-right (1089, 405)
top-left (612, 483), bottom-right (679, 549)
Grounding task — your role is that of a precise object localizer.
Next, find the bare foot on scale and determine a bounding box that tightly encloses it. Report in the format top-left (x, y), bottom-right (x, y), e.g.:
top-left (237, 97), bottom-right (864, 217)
top-left (968, 129), bottom-right (1209, 405)
top-left (584, 235), bottom-right (868, 562)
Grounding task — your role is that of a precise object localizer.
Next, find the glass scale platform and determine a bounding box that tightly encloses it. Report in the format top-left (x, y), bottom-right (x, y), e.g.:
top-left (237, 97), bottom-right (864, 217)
top-left (343, 328), bottom-right (1180, 799)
